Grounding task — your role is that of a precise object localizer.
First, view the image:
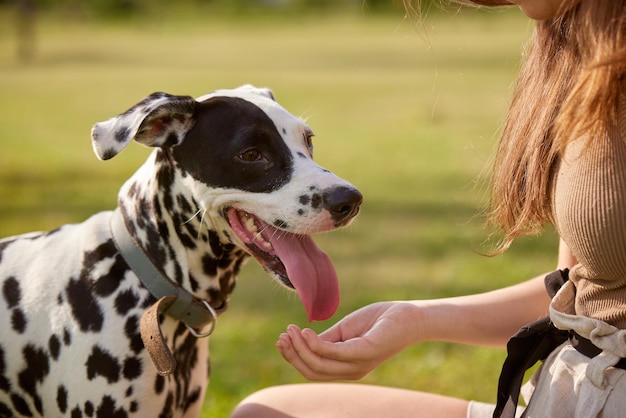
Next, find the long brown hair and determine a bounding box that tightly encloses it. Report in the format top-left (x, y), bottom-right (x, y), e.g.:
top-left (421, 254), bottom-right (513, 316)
top-left (409, 0), bottom-right (626, 251)
top-left (489, 1), bottom-right (626, 250)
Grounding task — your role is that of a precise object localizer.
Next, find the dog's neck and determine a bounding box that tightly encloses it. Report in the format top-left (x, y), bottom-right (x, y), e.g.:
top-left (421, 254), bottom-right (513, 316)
top-left (117, 150), bottom-right (246, 310)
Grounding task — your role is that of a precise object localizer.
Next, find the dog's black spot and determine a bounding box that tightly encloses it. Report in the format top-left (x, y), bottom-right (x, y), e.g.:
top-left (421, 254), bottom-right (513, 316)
top-left (183, 386), bottom-right (202, 413)
top-left (157, 220), bottom-right (170, 241)
top-left (63, 328), bottom-right (71, 346)
top-left (208, 230), bottom-right (223, 258)
top-left (2, 276), bottom-right (20, 308)
top-left (57, 385), bottom-right (68, 413)
top-left (159, 392), bottom-right (174, 418)
top-left (85, 401), bottom-right (94, 416)
top-left (57, 293), bottom-right (64, 305)
top-left (48, 335), bottom-right (61, 361)
top-left (233, 256), bottom-right (246, 276)
top-left (66, 277), bottom-right (104, 333)
top-left (156, 166), bottom-right (176, 204)
top-left (282, 127), bottom-right (287, 135)
top-left (208, 288), bottom-right (221, 305)
top-left (162, 192), bottom-right (174, 217)
top-left (0, 347), bottom-right (9, 392)
top-left (127, 182), bottom-right (139, 199)
top-left (80, 242), bottom-right (123, 298)
top-left (141, 293), bottom-right (156, 309)
top-left (86, 346), bottom-right (120, 384)
top-left (298, 195), bottom-right (310, 205)
top-left (298, 209), bottom-right (305, 216)
top-left (173, 264), bottom-right (184, 287)
top-left (202, 255), bottom-right (218, 277)
top-left (92, 255), bottom-right (127, 298)
top-left (173, 97), bottom-right (293, 193)
top-left (102, 148), bottom-right (118, 160)
top-left (154, 375), bottom-right (165, 395)
top-left (297, 152), bottom-right (307, 159)
top-left (176, 195), bottom-right (193, 214)
top-left (96, 395), bottom-right (127, 418)
top-left (217, 253), bottom-right (234, 269)
top-left (0, 402), bottom-right (13, 417)
top-left (115, 127), bottom-right (130, 143)
top-left (174, 321), bottom-right (188, 340)
top-left (153, 195), bottom-right (163, 219)
top-left (311, 193), bottom-right (322, 209)
top-left (124, 316), bottom-right (144, 354)
top-left (144, 223), bottom-right (171, 263)
top-left (34, 396), bottom-right (43, 416)
top-left (129, 401), bottom-right (138, 413)
top-left (11, 309), bottom-right (27, 334)
top-left (125, 386), bottom-right (133, 397)
top-left (176, 229), bottom-right (196, 250)
top-left (10, 393), bottom-right (32, 416)
top-left (188, 274), bottom-right (199, 293)
top-left (115, 289), bottom-right (139, 316)
top-left (122, 357), bottom-right (142, 380)
top-left (135, 198), bottom-right (151, 230)
top-left (18, 344), bottom-right (49, 411)
top-left (182, 222), bottom-right (198, 245)
top-left (71, 405), bottom-right (82, 418)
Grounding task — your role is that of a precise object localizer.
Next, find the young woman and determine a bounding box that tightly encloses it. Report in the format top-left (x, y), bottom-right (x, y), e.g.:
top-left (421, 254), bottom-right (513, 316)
top-left (230, 1), bottom-right (626, 416)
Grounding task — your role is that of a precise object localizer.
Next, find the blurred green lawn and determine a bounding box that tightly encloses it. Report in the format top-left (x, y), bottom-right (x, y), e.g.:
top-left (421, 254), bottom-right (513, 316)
top-left (0, 6), bottom-right (555, 416)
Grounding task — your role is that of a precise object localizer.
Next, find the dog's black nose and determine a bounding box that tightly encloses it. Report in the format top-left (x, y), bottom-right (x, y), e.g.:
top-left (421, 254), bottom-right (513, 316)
top-left (323, 186), bottom-right (363, 226)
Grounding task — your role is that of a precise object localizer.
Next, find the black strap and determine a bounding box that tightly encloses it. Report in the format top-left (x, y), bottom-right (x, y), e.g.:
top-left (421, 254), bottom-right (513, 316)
top-left (492, 269), bottom-right (570, 418)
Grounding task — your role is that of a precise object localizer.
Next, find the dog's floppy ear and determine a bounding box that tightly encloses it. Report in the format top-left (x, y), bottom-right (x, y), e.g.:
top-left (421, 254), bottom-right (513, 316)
top-left (91, 92), bottom-right (197, 160)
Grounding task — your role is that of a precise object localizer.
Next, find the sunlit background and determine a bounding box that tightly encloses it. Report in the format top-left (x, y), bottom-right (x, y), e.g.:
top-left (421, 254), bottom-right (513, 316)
top-left (0, 1), bottom-right (556, 416)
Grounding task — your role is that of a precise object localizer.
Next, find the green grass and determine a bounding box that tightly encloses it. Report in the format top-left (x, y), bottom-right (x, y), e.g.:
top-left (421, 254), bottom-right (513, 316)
top-left (0, 7), bottom-right (554, 416)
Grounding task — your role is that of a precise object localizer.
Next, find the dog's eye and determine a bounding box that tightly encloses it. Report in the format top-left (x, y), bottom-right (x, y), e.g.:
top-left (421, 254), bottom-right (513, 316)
top-left (238, 149), bottom-right (263, 162)
top-left (304, 133), bottom-right (314, 155)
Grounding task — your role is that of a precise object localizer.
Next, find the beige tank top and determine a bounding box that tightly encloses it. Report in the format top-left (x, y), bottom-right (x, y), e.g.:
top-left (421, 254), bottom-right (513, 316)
top-left (553, 103), bottom-right (626, 329)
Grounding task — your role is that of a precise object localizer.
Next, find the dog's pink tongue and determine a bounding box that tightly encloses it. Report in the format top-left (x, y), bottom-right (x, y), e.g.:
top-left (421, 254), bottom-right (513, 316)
top-left (269, 233), bottom-right (339, 322)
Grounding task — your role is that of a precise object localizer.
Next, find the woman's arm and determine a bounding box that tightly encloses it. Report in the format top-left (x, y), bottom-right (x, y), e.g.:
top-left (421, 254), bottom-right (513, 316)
top-left (421, 238), bottom-right (577, 347)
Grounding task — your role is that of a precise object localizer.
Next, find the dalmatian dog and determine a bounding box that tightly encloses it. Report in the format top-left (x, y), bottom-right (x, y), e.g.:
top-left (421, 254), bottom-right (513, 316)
top-left (0, 85), bottom-right (362, 418)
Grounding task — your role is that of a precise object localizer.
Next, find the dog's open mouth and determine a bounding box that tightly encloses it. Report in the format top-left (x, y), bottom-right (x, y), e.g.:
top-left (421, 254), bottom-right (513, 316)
top-left (226, 208), bottom-right (339, 321)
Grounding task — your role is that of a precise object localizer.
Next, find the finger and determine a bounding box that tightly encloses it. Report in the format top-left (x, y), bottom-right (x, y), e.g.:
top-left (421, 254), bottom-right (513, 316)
top-left (301, 328), bottom-right (374, 363)
top-left (277, 329), bottom-right (335, 380)
top-left (285, 326), bottom-right (371, 380)
top-left (317, 321), bottom-right (345, 343)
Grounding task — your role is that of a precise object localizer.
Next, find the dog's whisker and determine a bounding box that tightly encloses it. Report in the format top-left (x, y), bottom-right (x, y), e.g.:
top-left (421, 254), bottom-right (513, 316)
top-left (182, 208), bottom-right (203, 225)
top-left (197, 209), bottom-right (208, 239)
top-left (253, 223), bottom-right (272, 243)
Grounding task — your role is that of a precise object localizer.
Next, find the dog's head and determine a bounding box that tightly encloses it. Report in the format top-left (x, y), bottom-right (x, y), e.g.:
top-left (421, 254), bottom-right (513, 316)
top-left (91, 85), bottom-right (362, 321)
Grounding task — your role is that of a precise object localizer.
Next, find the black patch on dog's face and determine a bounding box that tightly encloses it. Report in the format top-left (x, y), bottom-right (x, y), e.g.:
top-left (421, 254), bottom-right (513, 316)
top-left (171, 96), bottom-right (293, 192)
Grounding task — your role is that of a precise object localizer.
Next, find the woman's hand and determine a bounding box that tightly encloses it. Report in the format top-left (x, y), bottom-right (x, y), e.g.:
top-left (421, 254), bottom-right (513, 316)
top-left (276, 301), bottom-right (423, 381)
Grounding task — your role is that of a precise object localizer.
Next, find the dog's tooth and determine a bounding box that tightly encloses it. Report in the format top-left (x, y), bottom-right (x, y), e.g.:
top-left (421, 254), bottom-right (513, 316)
top-left (244, 216), bottom-right (257, 232)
